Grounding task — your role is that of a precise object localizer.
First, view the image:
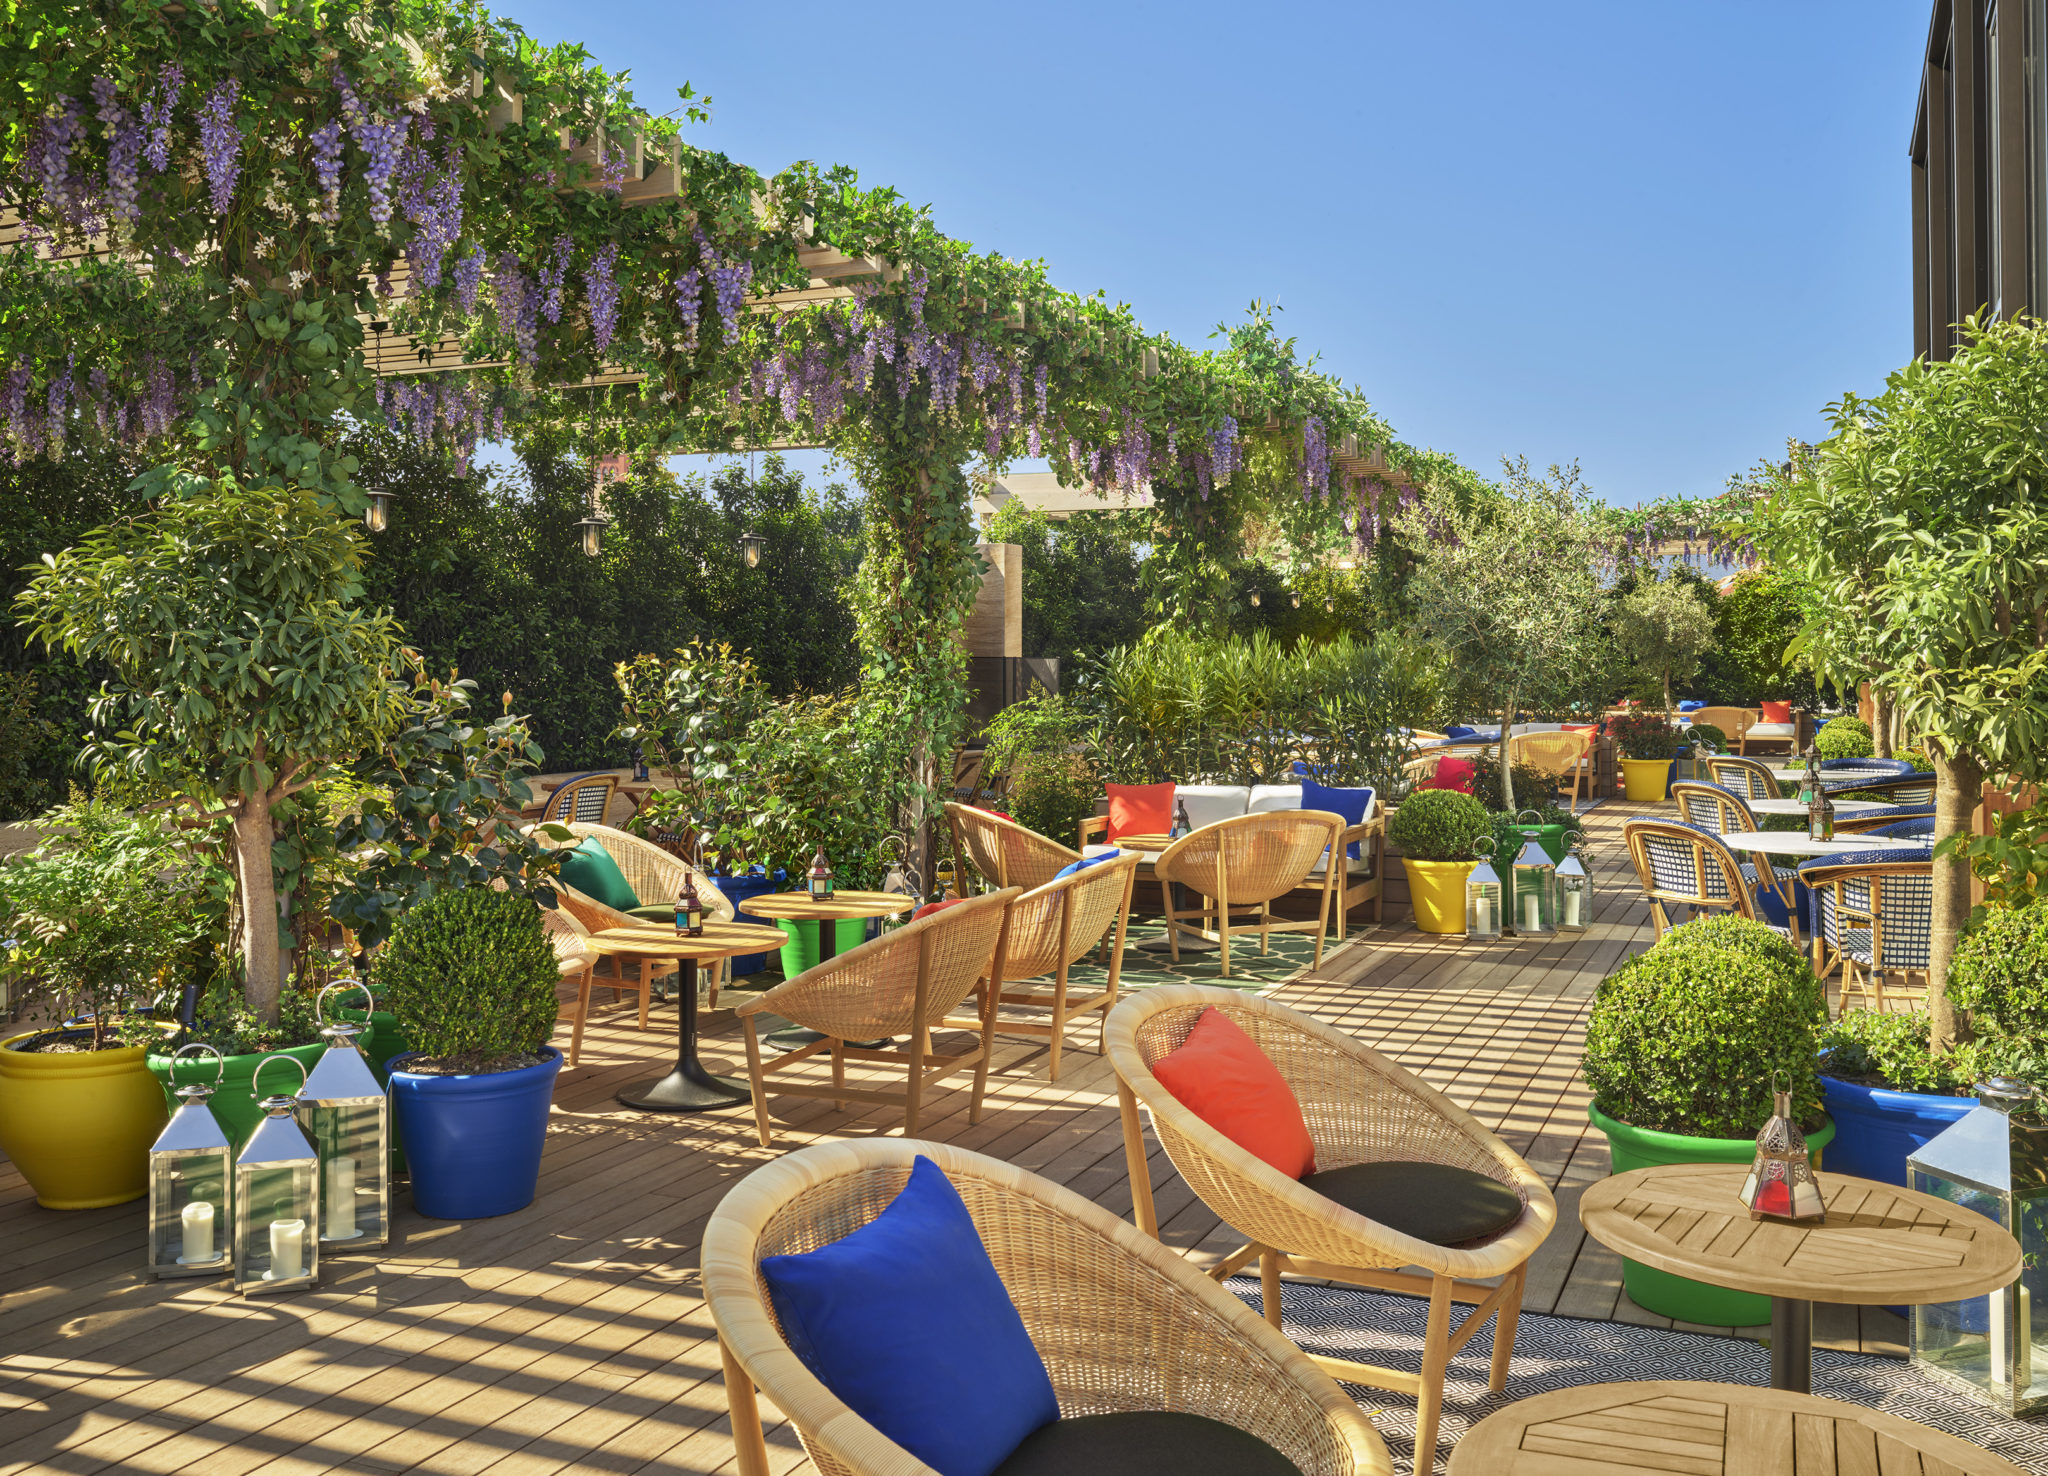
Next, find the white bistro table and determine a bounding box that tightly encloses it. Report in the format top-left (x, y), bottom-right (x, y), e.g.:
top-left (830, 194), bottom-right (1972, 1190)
top-left (1768, 766), bottom-right (1904, 787)
top-left (1745, 796), bottom-right (1893, 818)
top-left (1719, 831), bottom-right (1927, 860)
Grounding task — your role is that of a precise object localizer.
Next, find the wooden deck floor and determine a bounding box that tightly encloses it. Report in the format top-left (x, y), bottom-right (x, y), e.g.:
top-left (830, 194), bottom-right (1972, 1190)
top-left (0, 800), bottom-right (1907, 1476)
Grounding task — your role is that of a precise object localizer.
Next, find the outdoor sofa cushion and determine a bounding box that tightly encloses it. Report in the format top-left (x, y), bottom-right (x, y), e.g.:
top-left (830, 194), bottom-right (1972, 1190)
top-left (1298, 1160), bottom-right (1524, 1246)
top-left (1106, 783), bottom-right (1175, 841)
top-left (1247, 783), bottom-right (1303, 813)
top-left (1151, 1006), bottom-right (1315, 1179)
top-left (559, 837), bottom-right (642, 913)
top-left (1415, 755), bottom-right (1477, 794)
top-left (759, 1155), bottom-right (1060, 1476)
top-left (910, 898), bottom-right (970, 922)
top-left (1747, 723), bottom-right (1796, 740)
top-left (1759, 701), bottom-right (1795, 724)
top-left (992, 1412), bottom-right (1305, 1476)
top-left (1174, 783), bottom-right (1253, 832)
top-left (1301, 778), bottom-right (1375, 858)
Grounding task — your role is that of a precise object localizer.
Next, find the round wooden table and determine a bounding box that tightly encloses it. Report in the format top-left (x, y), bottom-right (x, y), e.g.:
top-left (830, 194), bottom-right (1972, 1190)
top-left (1447, 1379), bottom-right (2025, 1474)
top-left (1581, 1164), bottom-right (2021, 1393)
top-left (738, 891), bottom-right (916, 1049)
top-left (593, 921), bottom-right (788, 1114)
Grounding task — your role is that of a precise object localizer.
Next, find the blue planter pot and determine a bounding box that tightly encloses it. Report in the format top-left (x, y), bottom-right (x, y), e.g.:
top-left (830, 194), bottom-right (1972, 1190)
top-left (711, 868), bottom-right (785, 976)
top-left (388, 1047), bottom-right (563, 1220)
top-left (1818, 1074), bottom-right (1973, 1187)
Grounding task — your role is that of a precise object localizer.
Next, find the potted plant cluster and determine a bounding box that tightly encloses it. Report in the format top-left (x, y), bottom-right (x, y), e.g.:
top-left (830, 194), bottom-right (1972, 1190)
top-left (1608, 711), bottom-right (1680, 802)
top-left (1387, 788), bottom-right (1492, 934)
top-left (1582, 915), bottom-right (1833, 1323)
top-left (377, 887), bottom-right (566, 1220)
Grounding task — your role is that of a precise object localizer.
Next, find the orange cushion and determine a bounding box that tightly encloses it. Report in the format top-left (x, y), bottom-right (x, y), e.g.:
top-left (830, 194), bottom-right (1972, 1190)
top-left (1759, 701), bottom-right (1793, 724)
top-left (1415, 755), bottom-right (1476, 794)
top-left (1106, 783), bottom-right (1175, 841)
top-left (1150, 1007), bottom-right (1315, 1178)
top-left (1561, 723), bottom-right (1595, 732)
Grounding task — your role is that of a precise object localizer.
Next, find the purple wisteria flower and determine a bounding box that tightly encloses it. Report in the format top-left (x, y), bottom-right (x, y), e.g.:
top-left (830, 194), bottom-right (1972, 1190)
top-left (584, 243), bottom-right (621, 353)
top-left (454, 244), bottom-right (485, 315)
top-left (196, 80), bottom-right (242, 214)
top-left (141, 63), bottom-right (181, 173)
top-left (539, 236), bottom-right (573, 324)
top-left (1300, 415), bottom-right (1328, 499)
top-left (673, 267), bottom-right (702, 352)
top-left (92, 78), bottom-right (143, 227)
top-left (28, 98), bottom-right (86, 222)
top-left (310, 119), bottom-right (344, 222)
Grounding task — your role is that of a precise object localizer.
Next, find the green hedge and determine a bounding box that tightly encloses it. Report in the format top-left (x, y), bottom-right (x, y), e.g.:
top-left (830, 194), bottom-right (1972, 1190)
top-left (1950, 905), bottom-right (2048, 1039)
top-left (374, 888), bottom-right (561, 1070)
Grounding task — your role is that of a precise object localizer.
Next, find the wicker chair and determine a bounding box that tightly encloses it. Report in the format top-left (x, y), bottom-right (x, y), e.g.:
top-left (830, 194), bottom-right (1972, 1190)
top-left (1835, 802), bottom-right (1937, 835)
top-left (941, 851), bottom-right (1140, 1081)
top-left (733, 887), bottom-right (1020, 1146)
top-left (1507, 730), bottom-right (1593, 813)
top-left (1623, 818), bottom-right (1788, 942)
top-left (541, 905), bottom-right (599, 1067)
top-left (704, 1138), bottom-right (1391, 1476)
top-left (1670, 781), bottom-right (1800, 934)
top-left (1105, 986), bottom-right (1554, 1466)
top-left (945, 801), bottom-right (1082, 893)
top-left (1703, 753), bottom-right (1783, 802)
top-left (1153, 811), bottom-right (1344, 977)
top-left (536, 770), bottom-right (619, 825)
top-left (1688, 706), bottom-right (1755, 754)
top-left (1798, 855), bottom-right (1935, 1014)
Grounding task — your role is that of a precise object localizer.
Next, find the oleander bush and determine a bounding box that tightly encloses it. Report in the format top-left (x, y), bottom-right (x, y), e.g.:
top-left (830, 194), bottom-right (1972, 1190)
top-left (375, 889), bottom-right (561, 1073)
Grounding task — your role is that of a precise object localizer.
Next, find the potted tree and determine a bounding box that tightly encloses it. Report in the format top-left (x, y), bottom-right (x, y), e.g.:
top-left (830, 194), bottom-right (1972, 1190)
top-left (377, 888), bottom-right (565, 1220)
top-left (0, 798), bottom-right (202, 1207)
top-left (1614, 571), bottom-right (1716, 717)
top-left (1387, 788), bottom-right (1492, 934)
top-left (1582, 915), bottom-right (1833, 1323)
top-left (1608, 711), bottom-right (1680, 802)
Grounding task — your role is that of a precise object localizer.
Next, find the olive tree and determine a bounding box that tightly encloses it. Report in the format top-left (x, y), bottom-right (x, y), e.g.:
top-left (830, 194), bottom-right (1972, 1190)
top-left (1615, 570), bottom-right (1717, 714)
top-left (1759, 313), bottom-right (2048, 1047)
top-left (17, 482), bottom-right (409, 1021)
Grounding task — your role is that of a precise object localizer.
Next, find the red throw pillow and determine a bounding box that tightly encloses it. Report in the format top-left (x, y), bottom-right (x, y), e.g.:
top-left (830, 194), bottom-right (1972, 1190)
top-left (1106, 782), bottom-right (1175, 841)
top-left (1415, 755), bottom-right (1476, 794)
top-left (1561, 723), bottom-right (1595, 733)
top-left (1759, 701), bottom-right (1793, 725)
top-left (911, 898), bottom-right (968, 923)
top-left (1151, 1007), bottom-right (1315, 1179)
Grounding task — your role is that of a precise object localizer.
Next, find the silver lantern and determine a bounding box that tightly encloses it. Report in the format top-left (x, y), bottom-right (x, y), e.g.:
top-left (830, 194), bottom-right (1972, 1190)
top-left (232, 1054), bottom-right (321, 1296)
top-left (299, 982), bottom-right (391, 1250)
top-left (146, 1043), bottom-right (233, 1278)
top-left (1464, 836), bottom-right (1503, 941)
top-left (1556, 845), bottom-right (1594, 932)
top-left (1510, 835), bottom-right (1557, 936)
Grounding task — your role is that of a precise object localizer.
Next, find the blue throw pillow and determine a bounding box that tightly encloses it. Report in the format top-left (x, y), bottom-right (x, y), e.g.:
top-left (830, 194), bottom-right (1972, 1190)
top-left (1301, 778), bottom-right (1375, 860)
top-left (1053, 850), bottom-right (1121, 881)
top-left (760, 1156), bottom-right (1059, 1476)
top-left (1443, 724), bottom-right (1480, 740)
top-left (1678, 700), bottom-right (1705, 712)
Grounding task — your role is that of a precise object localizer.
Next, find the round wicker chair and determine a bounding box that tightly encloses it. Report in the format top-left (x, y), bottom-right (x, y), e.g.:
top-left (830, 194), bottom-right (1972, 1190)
top-left (539, 904), bottom-right (599, 1066)
top-left (1105, 985), bottom-right (1555, 1466)
top-left (703, 1137), bottom-right (1391, 1476)
top-left (945, 801), bottom-right (1083, 893)
top-left (1507, 729), bottom-right (1592, 812)
top-left (1152, 810), bottom-right (1344, 977)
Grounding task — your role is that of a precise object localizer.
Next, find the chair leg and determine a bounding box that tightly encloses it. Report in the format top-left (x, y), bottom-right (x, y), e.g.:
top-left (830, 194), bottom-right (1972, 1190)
top-left (1116, 1079), bottom-right (1159, 1237)
top-left (1490, 1263), bottom-right (1528, 1393)
top-left (569, 969), bottom-right (592, 1067)
top-left (1416, 1274), bottom-right (1455, 1465)
top-left (1217, 902), bottom-right (1232, 979)
top-left (1047, 962), bottom-right (1070, 1082)
top-left (1260, 1246), bottom-right (1284, 1331)
top-left (831, 1038), bottom-right (847, 1112)
top-left (721, 1336), bottom-right (772, 1476)
top-left (903, 1024), bottom-right (928, 1137)
top-left (969, 1001), bottom-right (997, 1126)
top-left (1259, 903), bottom-right (1272, 956)
top-left (741, 1018), bottom-right (773, 1149)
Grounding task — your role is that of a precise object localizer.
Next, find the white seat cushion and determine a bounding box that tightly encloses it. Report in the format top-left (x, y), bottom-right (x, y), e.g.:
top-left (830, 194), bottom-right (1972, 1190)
top-left (1508, 722), bottom-right (1566, 735)
top-left (1306, 855), bottom-right (1374, 878)
top-left (1247, 784), bottom-right (1303, 814)
top-left (1081, 842), bottom-right (1121, 859)
top-left (1175, 784), bottom-right (1251, 831)
top-left (1747, 723), bottom-right (1796, 738)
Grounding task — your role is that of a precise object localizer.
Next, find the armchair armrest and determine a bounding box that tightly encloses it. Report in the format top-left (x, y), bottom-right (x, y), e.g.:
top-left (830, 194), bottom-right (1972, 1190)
top-left (1078, 813), bottom-right (1110, 850)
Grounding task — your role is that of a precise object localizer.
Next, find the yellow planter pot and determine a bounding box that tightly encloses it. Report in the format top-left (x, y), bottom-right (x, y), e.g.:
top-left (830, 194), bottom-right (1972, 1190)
top-left (1621, 757), bottom-right (1673, 803)
top-left (1405, 857), bottom-right (1479, 935)
top-left (0, 1029), bottom-right (168, 1209)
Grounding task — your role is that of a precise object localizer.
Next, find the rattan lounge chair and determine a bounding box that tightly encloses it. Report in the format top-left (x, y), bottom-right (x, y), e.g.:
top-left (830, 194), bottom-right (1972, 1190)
top-left (733, 887), bottom-right (1021, 1146)
top-left (1623, 818), bottom-right (1790, 943)
top-left (941, 851), bottom-right (1140, 1081)
top-left (1507, 730), bottom-right (1593, 813)
top-left (540, 905), bottom-right (599, 1066)
top-left (1798, 854), bottom-right (1935, 1014)
top-left (1688, 706), bottom-right (1756, 754)
top-left (1153, 811), bottom-right (1344, 977)
top-left (946, 801), bottom-right (1082, 892)
top-left (1105, 985), bottom-right (1554, 1466)
top-left (703, 1137), bottom-right (1391, 1476)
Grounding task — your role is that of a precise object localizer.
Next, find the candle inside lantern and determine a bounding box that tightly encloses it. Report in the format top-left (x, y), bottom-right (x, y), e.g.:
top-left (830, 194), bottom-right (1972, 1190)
top-left (1521, 891), bottom-right (1540, 931)
top-left (326, 1155), bottom-right (357, 1239)
top-left (269, 1218), bottom-right (307, 1280)
top-left (1565, 889), bottom-right (1582, 928)
top-left (180, 1199), bottom-right (216, 1263)
top-left (1993, 1280), bottom-right (2035, 1390)
top-left (1472, 896), bottom-right (1492, 933)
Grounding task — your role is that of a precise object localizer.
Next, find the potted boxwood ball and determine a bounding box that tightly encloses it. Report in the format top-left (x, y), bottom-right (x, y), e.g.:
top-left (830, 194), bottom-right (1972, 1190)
top-left (1609, 712), bottom-right (1680, 802)
top-left (1582, 915), bottom-right (1833, 1324)
top-left (1387, 788), bottom-right (1492, 934)
top-left (378, 888), bottom-right (565, 1220)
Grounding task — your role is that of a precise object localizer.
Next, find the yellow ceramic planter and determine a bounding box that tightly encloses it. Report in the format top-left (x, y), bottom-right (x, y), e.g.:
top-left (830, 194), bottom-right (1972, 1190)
top-left (0, 1029), bottom-right (168, 1209)
top-left (1621, 757), bottom-right (1672, 803)
top-left (1405, 857), bottom-right (1479, 935)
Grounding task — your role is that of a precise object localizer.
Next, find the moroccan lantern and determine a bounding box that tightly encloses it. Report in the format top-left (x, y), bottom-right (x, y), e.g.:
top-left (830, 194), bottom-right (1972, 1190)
top-left (1739, 1080), bottom-right (1826, 1224)
top-left (807, 845), bottom-right (835, 899)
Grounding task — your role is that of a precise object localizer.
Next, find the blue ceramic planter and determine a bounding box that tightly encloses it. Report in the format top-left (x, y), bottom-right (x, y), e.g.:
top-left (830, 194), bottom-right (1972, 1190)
top-left (1818, 1074), bottom-right (1973, 1187)
top-left (712, 868), bottom-right (785, 977)
top-left (388, 1047), bottom-right (562, 1220)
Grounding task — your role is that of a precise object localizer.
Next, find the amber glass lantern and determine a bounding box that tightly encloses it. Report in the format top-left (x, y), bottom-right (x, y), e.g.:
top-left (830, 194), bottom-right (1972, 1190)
top-left (1739, 1081), bottom-right (1826, 1224)
top-left (299, 982), bottom-right (391, 1250)
top-left (146, 1043), bottom-right (233, 1278)
top-left (232, 1054), bottom-right (321, 1296)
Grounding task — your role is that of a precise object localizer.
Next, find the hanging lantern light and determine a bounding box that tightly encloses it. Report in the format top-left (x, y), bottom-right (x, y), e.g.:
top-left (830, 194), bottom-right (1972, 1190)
top-left (740, 530), bottom-right (765, 568)
top-left (1290, 591), bottom-right (1301, 609)
top-left (1510, 834), bottom-right (1556, 935)
top-left (363, 490), bottom-right (396, 534)
top-left (299, 983), bottom-right (391, 1250)
top-left (146, 1043), bottom-right (234, 1279)
top-left (1324, 596), bottom-right (1335, 614)
top-left (576, 510), bottom-right (609, 558)
top-left (1556, 844), bottom-right (1593, 932)
top-left (1739, 1078), bottom-right (1826, 1224)
top-left (1465, 836), bottom-right (1502, 941)
top-left (232, 1055), bottom-right (321, 1296)
top-left (1249, 588), bottom-right (1262, 608)
top-left (807, 844), bottom-right (835, 899)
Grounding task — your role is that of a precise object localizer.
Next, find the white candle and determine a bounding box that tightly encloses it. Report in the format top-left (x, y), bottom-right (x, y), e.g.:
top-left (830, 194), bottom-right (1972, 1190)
top-left (1565, 889), bottom-right (1583, 928)
top-left (269, 1218), bottom-right (307, 1280)
top-left (1993, 1281), bottom-right (2034, 1389)
top-left (325, 1156), bottom-right (356, 1239)
top-left (180, 1200), bottom-right (215, 1263)
top-left (1472, 896), bottom-right (1492, 934)
top-left (1521, 892), bottom-right (1541, 931)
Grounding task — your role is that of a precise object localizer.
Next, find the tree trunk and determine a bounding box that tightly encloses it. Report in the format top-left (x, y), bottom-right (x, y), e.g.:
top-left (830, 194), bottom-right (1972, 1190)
top-left (1926, 745), bottom-right (1984, 1052)
top-left (1872, 689), bottom-right (1895, 759)
top-left (1662, 665), bottom-right (1673, 715)
top-left (1499, 694), bottom-right (1517, 812)
top-left (234, 787), bottom-right (285, 1024)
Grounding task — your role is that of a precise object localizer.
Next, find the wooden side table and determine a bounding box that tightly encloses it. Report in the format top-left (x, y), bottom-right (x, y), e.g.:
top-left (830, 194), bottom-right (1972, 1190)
top-left (1581, 1164), bottom-right (2020, 1393)
top-left (594, 921), bottom-right (788, 1113)
top-left (1448, 1379), bottom-right (2025, 1474)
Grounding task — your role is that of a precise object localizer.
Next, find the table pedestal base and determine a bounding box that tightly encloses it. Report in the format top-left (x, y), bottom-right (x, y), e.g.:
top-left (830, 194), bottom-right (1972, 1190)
top-left (1770, 1296), bottom-right (1812, 1393)
top-left (616, 1061), bottom-right (751, 1112)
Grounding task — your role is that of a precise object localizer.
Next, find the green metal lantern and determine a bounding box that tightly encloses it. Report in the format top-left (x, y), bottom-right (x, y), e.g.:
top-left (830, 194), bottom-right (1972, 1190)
top-left (146, 1043), bottom-right (233, 1279)
top-left (232, 1054), bottom-right (320, 1296)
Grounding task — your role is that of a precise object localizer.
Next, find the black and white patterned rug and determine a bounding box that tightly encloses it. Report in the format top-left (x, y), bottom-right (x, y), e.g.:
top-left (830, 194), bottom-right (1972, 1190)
top-left (1229, 1279), bottom-right (2048, 1474)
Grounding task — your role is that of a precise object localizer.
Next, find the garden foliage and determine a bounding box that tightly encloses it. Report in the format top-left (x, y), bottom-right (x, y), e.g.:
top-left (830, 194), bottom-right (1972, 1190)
top-left (1387, 789), bottom-right (1492, 864)
top-left (375, 889), bottom-right (560, 1073)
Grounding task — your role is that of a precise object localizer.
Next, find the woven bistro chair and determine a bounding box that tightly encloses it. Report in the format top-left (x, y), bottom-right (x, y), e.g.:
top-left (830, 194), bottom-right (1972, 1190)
top-left (1830, 768), bottom-right (1937, 804)
top-left (540, 904), bottom-right (600, 1067)
top-left (940, 851), bottom-right (1140, 1081)
top-left (1703, 752), bottom-right (1783, 802)
top-left (1670, 780), bottom-right (1800, 932)
top-left (1623, 818), bottom-right (1790, 943)
top-left (1798, 854), bottom-right (1935, 1014)
top-left (1106, 986), bottom-right (1554, 1466)
top-left (734, 887), bottom-right (1021, 1147)
top-left (535, 770), bottom-right (619, 825)
top-left (1507, 730), bottom-right (1593, 813)
top-left (945, 801), bottom-right (1082, 893)
top-left (704, 1138), bottom-right (1391, 1476)
top-left (1835, 802), bottom-right (1937, 835)
top-left (1153, 810), bottom-right (1344, 978)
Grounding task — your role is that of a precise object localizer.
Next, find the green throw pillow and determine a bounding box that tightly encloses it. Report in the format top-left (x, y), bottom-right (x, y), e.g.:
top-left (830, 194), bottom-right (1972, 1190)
top-left (559, 837), bottom-right (642, 913)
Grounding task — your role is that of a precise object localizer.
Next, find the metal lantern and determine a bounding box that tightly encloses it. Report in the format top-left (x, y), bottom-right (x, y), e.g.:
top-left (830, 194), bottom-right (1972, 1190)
top-left (740, 530), bottom-right (765, 568)
top-left (1290, 591), bottom-right (1301, 609)
top-left (807, 845), bottom-right (835, 899)
top-left (632, 744), bottom-right (650, 783)
top-left (1509, 835), bottom-right (1556, 935)
top-left (300, 982), bottom-right (391, 1250)
top-left (878, 835), bottom-right (920, 929)
top-left (1739, 1080), bottom-right (1826, 1225)
top-left (146, 1043), bottom-right (233, 1279)
top-left (576, 510), bottom-right (608, 557)
top-left (363, 489), bottom-right (395, 534)
top-left (1909, 1078), bottom-right (2048, 1414)
top-left (1464, 836), bottom-right (1503, 941)
top-left (1556, 845), bottom-right (1593, 932)
top-left (233, 1054), bottom-right (320, 1296)
top-left (1249, 588), bottom-right (1262, 608)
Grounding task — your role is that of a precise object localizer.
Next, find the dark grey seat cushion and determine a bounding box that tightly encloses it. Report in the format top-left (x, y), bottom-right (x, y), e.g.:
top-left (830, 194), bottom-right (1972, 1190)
top-left (992, 1411), bottom-right (1305, 1476)
top-left (1299, 1160), bottom-right (1523, 1246)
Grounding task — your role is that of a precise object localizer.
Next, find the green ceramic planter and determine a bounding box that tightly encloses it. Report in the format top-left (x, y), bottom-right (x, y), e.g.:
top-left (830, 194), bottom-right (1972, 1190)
top-left (1588, 1102), bottom-right (1835, 1326)
top-left (775, 917), bottom-right (870, 979)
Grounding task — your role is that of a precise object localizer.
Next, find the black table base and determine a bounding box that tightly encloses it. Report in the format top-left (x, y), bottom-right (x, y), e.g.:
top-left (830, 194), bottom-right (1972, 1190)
top-left (1770, 1296), bottom-right (1812, 1393)
top-left (617, 963), bottom-right (751, 1113)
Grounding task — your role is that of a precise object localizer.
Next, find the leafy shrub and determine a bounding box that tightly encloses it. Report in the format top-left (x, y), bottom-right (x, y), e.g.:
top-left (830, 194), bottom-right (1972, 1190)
top-left (0, 674), bottom-right (60, 821)
top-left (1949, 905), bottom-right (2048, 1038)
top-left (1468, 746), bottom-right (1562, 812)
top-left (375, 889), bottom-right (561, 1072)
top-left (1815, 716), bottom-right (1874, 762)
top-left (1686, 722), bottom-right (1729, 753)
top-left (1388, 788), bottom-right (1492, 863)
top-left (1608, 711), bottom-right (1679, 760)
top-left (980, 693), bottom-right (1098, 849)
top-left (1937, 796), bottom-right (2048, 922)
top-left (1583, 915), bottom-right (1828, 1136)
top-left (1819, 1009), bottom-right (1979, 1096)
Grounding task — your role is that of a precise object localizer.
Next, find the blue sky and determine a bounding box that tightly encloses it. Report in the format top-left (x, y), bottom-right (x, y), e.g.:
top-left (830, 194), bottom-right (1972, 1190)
top-left (505, 1), bottom-right (1930, 507)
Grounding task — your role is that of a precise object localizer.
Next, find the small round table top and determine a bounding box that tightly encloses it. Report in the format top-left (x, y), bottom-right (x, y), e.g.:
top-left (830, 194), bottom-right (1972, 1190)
top-left (1580, 1163), bottom-right (2020, 1307)
top-left (1718, 831), bottom-right (1927, 859)
top-left (739, 889), bottom-right (915, 923)
top-left (1112, 833), bottom-right (1173, 852)
top-left (1447, 1379), bottom-right (2025, 1475)
top-left (586, 920), bottom-right (789, 961)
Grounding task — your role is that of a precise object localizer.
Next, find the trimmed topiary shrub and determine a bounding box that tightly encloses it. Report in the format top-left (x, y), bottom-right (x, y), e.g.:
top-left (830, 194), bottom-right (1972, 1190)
top-left (1814, 716), bottom-right (1874, 762)
top-left (375, 888), bottom-right (561, 1072)
top-left (1388, 787), bottom-right (1492, 862)
top-left (1949, 904), bottom-right (2048, 1039)
top-left (1583, 915), bottom-right (1828, 1137)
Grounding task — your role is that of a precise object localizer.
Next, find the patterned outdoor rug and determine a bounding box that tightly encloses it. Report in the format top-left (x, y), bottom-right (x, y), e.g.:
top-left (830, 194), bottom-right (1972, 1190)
top-left (1232, 1280), bottom-right (2048, 1475)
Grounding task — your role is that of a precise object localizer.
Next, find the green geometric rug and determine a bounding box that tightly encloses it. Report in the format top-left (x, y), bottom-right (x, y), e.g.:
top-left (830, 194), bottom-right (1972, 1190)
top-left (1067, 920), bottom-right (1344, 995)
